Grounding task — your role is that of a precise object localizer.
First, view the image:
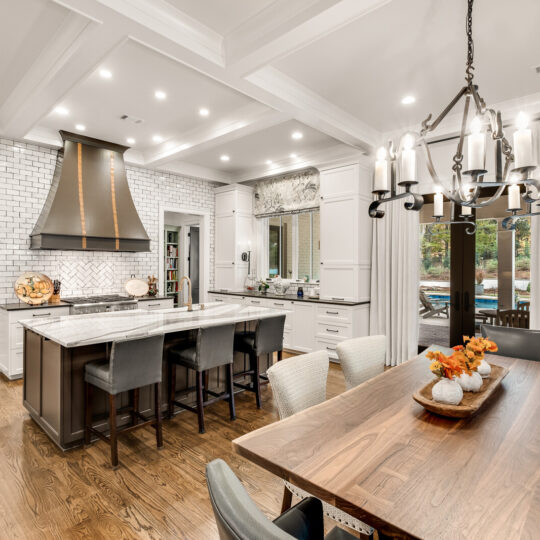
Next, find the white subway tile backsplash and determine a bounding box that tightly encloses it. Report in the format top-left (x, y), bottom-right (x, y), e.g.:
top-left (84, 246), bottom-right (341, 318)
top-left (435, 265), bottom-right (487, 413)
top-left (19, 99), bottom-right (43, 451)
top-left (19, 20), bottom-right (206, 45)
top-left (0, 138), bottom-right (219, 302)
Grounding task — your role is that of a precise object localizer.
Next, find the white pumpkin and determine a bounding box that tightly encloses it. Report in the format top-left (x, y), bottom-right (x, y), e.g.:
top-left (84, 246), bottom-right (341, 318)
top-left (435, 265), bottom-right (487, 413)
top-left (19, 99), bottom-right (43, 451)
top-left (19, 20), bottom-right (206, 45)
top-left (432, 378), bottom-right (463, 405)
top-left (457, 371), bottom-right (483, 392)
top-left (477, 359), bottom-right (491, 379)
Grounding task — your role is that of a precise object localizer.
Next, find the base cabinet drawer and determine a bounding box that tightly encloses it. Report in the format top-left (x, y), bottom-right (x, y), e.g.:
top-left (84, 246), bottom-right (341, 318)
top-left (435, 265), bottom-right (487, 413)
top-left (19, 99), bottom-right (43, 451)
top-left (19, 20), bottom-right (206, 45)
top-left (316, 322), bottom-right (352, 340)
top-left (315, 337), bottom-right (344, 361)
top-left (138, 299), bottom-right (174, 310)
top-left (316, 305), bottom-right (353, 324)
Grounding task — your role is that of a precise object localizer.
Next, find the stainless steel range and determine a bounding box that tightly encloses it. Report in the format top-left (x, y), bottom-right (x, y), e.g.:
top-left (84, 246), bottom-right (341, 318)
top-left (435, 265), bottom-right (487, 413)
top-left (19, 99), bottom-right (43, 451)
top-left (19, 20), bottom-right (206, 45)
top-left (63, 295), bottom-right (138, 315)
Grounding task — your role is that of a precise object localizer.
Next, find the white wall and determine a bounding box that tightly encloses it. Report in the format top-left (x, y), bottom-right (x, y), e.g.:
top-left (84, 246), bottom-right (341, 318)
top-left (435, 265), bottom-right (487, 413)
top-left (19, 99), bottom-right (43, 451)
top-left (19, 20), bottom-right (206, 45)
top-left (0, 137), bottom-right (219, 302)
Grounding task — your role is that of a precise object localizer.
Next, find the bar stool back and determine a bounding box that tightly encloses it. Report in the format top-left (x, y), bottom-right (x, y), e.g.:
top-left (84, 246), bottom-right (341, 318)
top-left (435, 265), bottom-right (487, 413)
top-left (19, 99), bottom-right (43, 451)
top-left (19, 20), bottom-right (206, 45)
top-left (233, 315), bottom-right (286, 408)
top-left (168, 324), bottom-right (236, 433)
top-left (84, 334), bottom-right (165, 468)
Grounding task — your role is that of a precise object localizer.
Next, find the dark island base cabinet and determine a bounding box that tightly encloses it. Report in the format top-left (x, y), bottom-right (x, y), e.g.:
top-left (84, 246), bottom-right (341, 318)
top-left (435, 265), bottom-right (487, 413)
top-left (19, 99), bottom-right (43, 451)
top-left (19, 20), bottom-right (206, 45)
top-left (23, 323), bottom-right (269, 451)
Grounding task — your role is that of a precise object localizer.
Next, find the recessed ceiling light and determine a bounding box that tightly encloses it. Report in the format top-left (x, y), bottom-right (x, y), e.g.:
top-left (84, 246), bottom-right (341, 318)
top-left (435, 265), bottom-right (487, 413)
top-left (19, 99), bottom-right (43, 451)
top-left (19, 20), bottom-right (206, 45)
top-left (199, 108), bottom-right (210, 117)
top-left (152, 135), bottom-right (163, 143)
top-left (401, 95), bottom-right (416, 105)
top-left (154, 90), bottom-right (167, 100)
top-left (99, 69), bottom-right (112, 79)
top-left (291, 131), bottom-right (303, 140)
top-left (126, 137), bottom-right (135, 145)
top-left (54, 106), bottom-right (69, 115)
top-left (75, 124), bottom-right (86, 131)
top-left (220, 154), bottom-right (230, 162)
top-left (290, 153), bottom-right (297, 158)
top-left (266, 160), bottom-right (272, 165)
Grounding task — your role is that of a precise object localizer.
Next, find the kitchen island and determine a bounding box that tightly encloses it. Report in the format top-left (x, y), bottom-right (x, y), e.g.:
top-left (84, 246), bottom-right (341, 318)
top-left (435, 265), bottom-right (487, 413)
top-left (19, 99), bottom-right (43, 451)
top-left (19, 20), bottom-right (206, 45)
top-left (20, 303), bottom-right (286, 450)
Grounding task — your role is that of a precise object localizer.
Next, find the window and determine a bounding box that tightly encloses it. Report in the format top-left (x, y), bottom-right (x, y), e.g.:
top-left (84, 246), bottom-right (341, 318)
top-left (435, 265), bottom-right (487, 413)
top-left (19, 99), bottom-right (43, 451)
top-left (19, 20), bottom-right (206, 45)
top-left (264, 211), bottom-right (320, 280)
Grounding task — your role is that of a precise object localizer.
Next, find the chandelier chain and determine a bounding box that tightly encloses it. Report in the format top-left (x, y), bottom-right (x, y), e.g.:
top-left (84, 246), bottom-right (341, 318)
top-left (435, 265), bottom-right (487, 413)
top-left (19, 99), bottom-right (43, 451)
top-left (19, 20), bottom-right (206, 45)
top-left (465, 0), bottom-right (475, 84)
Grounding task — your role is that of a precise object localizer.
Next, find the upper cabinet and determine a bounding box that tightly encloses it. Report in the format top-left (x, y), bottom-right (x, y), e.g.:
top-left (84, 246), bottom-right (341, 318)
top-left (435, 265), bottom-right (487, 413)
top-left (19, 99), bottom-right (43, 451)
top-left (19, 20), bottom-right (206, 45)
top-left (319, 163), bottom-right (372, 302)
top-left (214, 184), bottom-right (254, 291)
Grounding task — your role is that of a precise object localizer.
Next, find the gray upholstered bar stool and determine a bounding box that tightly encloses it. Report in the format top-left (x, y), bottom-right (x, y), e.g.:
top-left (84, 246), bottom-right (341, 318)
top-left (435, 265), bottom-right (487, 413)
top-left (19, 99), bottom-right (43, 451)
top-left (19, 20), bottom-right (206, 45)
top-left (233, 315), bottom-right (286, 408)
top-left (84, 334), bottom-right (165, 468)
top-left (168, 324), bottom-right (236, 434)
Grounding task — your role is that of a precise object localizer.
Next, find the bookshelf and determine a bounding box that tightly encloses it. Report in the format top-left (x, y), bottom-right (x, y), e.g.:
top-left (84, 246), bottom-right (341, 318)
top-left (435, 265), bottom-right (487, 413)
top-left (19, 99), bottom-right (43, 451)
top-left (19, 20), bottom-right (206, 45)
top-left (164, 226), bottom-right (180, 305)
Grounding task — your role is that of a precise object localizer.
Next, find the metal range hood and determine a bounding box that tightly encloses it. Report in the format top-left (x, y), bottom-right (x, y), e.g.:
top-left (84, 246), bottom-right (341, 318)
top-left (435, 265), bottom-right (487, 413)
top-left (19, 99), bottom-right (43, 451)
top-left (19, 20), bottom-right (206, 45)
top-left (30, 131), bottom-right (150, 252)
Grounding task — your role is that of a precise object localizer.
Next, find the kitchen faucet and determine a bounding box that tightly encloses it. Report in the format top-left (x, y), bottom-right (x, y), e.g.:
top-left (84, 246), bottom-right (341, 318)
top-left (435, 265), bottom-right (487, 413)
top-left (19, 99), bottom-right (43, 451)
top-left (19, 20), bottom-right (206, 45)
top-left (179, 276), bottom-right (193, 311)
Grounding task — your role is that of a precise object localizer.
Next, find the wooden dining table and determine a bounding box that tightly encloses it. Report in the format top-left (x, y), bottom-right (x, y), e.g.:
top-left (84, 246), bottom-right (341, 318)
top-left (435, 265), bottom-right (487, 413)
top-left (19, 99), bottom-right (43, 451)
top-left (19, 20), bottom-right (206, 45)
top-left (233, 353), bottom-right (540, 539)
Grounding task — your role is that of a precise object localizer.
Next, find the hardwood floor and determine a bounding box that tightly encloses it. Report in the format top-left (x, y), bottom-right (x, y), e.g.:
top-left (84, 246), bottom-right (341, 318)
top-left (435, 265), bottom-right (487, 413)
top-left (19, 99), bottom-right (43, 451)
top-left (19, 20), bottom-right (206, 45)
top-left (0, 355), bottom-right (352, 539)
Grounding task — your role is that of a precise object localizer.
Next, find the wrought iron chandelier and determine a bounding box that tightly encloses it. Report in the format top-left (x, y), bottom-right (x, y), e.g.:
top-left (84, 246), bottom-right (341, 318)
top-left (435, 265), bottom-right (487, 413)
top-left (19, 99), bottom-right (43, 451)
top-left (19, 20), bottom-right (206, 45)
top-left (369, 0), bottom-right (539, 232)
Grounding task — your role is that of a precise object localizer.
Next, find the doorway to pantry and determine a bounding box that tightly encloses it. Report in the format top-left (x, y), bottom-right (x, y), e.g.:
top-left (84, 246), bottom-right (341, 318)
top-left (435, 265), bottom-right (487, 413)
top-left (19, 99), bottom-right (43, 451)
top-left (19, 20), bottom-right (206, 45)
top-left (158, 207), bottom-right (210, 307)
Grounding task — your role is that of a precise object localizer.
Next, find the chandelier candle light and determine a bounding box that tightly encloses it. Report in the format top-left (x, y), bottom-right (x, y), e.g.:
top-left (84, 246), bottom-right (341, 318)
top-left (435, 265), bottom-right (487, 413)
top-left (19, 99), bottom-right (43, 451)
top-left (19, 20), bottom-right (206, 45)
top-left (369, 0), bottom-right (540, 233)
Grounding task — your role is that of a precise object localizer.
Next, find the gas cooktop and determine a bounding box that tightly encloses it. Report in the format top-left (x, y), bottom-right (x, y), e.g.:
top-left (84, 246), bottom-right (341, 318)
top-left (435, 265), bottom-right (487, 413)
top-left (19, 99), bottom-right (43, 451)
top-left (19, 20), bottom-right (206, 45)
top-left (63, 295), bottom-right (132, 305)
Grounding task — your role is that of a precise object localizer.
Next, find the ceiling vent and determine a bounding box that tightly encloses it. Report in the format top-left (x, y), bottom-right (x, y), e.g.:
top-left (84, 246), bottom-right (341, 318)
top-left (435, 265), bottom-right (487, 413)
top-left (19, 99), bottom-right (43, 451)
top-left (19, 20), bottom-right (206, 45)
top-left (120, 114), bottom-right (144, 124)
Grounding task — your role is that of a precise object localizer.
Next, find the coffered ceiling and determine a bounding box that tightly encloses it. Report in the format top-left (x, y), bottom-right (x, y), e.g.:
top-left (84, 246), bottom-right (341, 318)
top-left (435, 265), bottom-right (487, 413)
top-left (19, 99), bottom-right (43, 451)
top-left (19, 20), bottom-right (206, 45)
top-left (1, 0), bottom-right (539, 183)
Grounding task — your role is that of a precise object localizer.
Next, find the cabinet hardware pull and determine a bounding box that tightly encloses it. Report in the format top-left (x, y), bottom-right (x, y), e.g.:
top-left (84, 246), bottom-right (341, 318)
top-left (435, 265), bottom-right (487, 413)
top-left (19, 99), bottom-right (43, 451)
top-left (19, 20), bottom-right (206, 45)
top-left (251, 300), bottom-right (260, 304)
top-left (274, 303), bottom-right (284, 306)
top-left (332, 297), bottom-right (345, 301)
top-left (146, 303), bottom-right (161, 307)
top-left (326, 328), bottom-right (339, 333)
top-left (32, 313), bottom-right (51, 317)
top-left (326, 311), bottom-right (339, 315)
top-left (326, 346), bottom-right (336, 351)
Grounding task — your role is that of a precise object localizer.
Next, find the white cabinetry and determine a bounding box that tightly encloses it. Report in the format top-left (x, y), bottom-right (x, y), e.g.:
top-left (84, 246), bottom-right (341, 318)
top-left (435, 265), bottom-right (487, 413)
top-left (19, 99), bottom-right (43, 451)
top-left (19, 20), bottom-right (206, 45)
top-left (207, 293), bottom-right (369, 360)
top-left (319, 163), bottom-right (372, 302)
top-left (214, 184), bottom-right (254, 291)
top-left (137, 298), bottom-right (174, 310)
top-left (0, 306), bottom-right (70, 379)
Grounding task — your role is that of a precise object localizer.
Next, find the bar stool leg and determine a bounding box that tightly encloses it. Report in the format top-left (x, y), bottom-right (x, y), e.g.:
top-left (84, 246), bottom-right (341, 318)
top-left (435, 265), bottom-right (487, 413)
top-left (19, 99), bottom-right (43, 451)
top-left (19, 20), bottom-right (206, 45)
top-left (196, 371), bottom-right (206, 434)
top-left (109, 394), bottom-right (118, 468)
top-left (168, 361), bottom-right (176, 419)
top-left (84, 382), bottom-right (92, 445)
top-left (252, 354), bottom-right (262, 409)
top-left (132, 388), bottom-right (139, 427)
top-left (154, 382), bottom-right (163, 448)
top-left (277, 350), bottom-right (283, 362)
top-left (227, 363), bottom-right (236, 421)
top-left (203, 370), bottom-right (209, 402)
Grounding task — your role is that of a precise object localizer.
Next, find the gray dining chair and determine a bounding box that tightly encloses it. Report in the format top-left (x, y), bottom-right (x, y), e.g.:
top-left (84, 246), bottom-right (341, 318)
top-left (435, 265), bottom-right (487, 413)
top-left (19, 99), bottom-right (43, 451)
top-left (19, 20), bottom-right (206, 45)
top-left (266, 351), bottom-right (374, 536)
top-left (336, 335), bottom-right (386, 390)
top-left (206, 458), bottom-right (358, 540)
top-left (168, 324), bottom-right (236, 433)
top-left (481, 324), bottom-right (540, 361)
top-left (84, 334), bottom-right (165, 468)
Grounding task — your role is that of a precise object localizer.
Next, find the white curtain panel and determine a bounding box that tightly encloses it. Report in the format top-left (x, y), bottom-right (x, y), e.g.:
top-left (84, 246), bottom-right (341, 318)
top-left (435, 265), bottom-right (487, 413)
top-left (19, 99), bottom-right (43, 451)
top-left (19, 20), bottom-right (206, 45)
top-left (370, 199), bottom-right (419, 366)
top-left (530, 216), bottom-right (540, 329)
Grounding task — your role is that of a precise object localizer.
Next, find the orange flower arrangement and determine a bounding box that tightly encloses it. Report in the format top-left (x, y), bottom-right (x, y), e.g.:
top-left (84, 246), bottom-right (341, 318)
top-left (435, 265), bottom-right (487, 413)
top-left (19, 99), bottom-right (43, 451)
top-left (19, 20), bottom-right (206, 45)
top-left (453, 336), bottom-right (498, 374)
top-left (426, 350), bottom-right (464, 380)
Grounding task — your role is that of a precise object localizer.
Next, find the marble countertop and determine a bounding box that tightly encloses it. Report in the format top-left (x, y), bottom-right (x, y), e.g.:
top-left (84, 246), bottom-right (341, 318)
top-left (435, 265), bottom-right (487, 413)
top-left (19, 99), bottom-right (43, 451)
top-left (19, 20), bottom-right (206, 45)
top-left (19, 303), bottom-right (287, 348)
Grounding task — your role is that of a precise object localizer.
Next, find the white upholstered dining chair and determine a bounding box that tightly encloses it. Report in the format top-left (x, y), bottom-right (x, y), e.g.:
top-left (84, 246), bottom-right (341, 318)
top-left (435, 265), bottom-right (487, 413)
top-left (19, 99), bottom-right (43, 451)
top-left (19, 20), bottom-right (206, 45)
top-left (336, 335), bottom-right (386, 390)
top-left (266, 351), bottom-right (374, 536)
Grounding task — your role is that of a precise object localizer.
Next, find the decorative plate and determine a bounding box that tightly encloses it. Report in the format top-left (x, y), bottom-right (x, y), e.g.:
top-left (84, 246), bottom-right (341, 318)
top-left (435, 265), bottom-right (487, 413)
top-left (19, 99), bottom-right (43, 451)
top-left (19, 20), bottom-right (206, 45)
top-left (125, 278), bottom-right (149, 297)
top-left (14, 272), bottom-right (53, 305)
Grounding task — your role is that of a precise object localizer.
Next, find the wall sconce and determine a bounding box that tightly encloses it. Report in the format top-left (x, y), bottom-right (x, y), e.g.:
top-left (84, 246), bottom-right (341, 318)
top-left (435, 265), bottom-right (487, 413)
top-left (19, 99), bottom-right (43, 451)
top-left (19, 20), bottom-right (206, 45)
top-left (241, 241), bottom-right (252, 274)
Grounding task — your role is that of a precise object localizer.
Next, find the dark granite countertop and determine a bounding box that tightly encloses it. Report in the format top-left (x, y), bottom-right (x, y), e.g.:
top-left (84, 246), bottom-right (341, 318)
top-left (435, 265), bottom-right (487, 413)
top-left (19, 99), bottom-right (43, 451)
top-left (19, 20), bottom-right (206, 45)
top-left (0, 301), bottom-right (71, 311)
top-left (208, 290), bottom-right (369, 306)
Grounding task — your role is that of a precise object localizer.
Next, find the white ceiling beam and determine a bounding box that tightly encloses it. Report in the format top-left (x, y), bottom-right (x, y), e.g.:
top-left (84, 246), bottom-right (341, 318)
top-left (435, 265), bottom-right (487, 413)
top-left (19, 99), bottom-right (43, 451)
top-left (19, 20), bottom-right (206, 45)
top-left (153, 160), bottom-right (233, 184)
top-left (245, 67), bottom-right (378, 152)
top-left (0, 11), bottom-right (100, 137)
top-left (95, 0), bottom-right (224, 66)
top-left (143, 105), bottom-right (289, 166)
top-left (226, 0), bottom-right (391, 77)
